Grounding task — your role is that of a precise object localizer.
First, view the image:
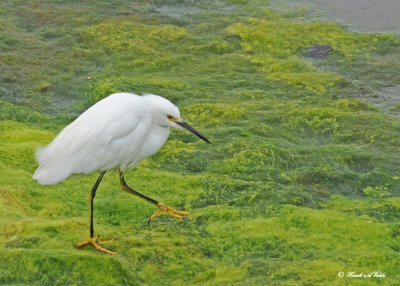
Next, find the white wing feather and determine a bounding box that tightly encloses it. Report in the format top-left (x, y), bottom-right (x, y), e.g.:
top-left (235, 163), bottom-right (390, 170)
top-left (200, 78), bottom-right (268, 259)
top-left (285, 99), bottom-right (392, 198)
top-left (33, 93), bottom-right (151, 185)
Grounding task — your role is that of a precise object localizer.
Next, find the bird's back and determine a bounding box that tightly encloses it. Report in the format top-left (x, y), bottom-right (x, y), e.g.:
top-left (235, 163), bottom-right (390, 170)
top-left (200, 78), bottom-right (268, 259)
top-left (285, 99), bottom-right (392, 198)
top-left (33, 93), bottom-right (153, 185)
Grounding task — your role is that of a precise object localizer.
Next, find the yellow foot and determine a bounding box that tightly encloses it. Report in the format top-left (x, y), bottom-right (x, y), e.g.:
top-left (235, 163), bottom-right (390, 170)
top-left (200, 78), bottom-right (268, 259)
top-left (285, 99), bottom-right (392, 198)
top-left (148, 202), bottom-right (190, 224)
top-left (74, 236), bottom-right (117, 255)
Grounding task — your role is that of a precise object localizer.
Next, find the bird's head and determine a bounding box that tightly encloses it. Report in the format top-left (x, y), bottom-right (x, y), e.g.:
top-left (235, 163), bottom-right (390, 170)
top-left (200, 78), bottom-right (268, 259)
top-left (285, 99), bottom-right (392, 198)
top-left (143, 94), bottom-right (210, 143)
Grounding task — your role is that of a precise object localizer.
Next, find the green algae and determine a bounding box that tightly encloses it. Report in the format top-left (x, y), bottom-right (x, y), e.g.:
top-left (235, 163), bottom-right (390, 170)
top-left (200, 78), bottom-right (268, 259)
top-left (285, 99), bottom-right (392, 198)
top-left (85, 20), bottom-right (188, 52)
top-left (228, 18), bottom-right (400, 93)
top-left (1, 0), bottom-right (400, 285)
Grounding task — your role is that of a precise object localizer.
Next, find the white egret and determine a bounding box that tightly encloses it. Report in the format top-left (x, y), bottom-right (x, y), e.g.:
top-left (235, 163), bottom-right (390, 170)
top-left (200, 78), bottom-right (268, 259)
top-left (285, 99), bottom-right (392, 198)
top-left (33, 92), bottom-right (210, 255)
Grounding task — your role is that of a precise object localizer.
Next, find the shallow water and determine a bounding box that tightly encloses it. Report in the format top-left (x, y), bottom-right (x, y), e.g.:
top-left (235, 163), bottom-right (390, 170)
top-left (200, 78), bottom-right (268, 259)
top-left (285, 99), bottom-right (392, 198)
top-left (313, 0), bottom-right (400, 34)
top-left (270, 0), bottom-right (400, 34)
top-left (269, 0), bottom-right (400, 119)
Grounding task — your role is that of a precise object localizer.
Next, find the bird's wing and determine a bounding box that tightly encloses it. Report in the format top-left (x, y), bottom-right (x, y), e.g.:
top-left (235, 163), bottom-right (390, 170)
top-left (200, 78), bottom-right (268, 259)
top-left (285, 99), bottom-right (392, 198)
top-left (33, 93), bottom-right (151, 184)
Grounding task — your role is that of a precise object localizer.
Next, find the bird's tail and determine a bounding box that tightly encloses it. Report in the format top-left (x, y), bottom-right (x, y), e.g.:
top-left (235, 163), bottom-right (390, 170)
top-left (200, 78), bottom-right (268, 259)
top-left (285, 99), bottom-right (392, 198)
top-left (32, 148), bottom-right (71, 185)
top-left (32, 166), bottom-right (70, 185)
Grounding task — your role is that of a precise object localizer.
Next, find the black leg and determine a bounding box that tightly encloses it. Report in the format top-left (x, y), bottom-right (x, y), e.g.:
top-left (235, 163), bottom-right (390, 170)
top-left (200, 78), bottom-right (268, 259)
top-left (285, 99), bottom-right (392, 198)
top-left (75, 170), bottom-right (116, 255)
top-left (119, 170), bottom-right (189, 224)
top-left (90, 171), bottom-right (106, 238)
top-left (119, 170), bottom-right (159, 206)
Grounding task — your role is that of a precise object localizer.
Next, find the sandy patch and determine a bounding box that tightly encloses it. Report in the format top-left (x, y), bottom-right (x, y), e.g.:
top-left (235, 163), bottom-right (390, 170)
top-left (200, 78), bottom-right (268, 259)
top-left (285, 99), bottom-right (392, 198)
top-left (312, 0), bottom-right (400, 33)
top-left (269, 0), bottom-right (400, 34)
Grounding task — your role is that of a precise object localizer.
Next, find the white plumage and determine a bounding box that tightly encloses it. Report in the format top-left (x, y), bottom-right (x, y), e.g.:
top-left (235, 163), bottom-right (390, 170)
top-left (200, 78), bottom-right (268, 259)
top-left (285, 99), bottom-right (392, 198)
top-left (33, 92), bottom-right (210, 255)
top-left (33, 92), bottom-right (186, 185)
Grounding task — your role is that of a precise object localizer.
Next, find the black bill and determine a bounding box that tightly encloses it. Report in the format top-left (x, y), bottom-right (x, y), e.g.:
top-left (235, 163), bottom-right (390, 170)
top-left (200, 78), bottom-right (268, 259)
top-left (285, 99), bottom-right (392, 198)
top-left (177, 121), bottom-right (211, 144)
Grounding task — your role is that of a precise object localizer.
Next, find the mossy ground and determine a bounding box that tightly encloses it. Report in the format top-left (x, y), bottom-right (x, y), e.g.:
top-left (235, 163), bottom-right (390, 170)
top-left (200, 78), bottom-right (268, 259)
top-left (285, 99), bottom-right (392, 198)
top-left (1, 0), bottom-right (399, 285)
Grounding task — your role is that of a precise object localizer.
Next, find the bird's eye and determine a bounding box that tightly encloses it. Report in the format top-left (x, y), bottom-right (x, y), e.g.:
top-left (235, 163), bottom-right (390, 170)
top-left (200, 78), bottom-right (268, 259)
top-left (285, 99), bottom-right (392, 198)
top-left (167, 115), bottom-right (174, 120)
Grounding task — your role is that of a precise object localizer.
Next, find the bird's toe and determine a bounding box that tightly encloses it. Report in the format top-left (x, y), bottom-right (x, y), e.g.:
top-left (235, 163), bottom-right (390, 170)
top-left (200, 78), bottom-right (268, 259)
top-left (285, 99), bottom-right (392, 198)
top-left (147, 203), bottom-right (190, 224)
top-left (74, 236), bottom-right (117, 255)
